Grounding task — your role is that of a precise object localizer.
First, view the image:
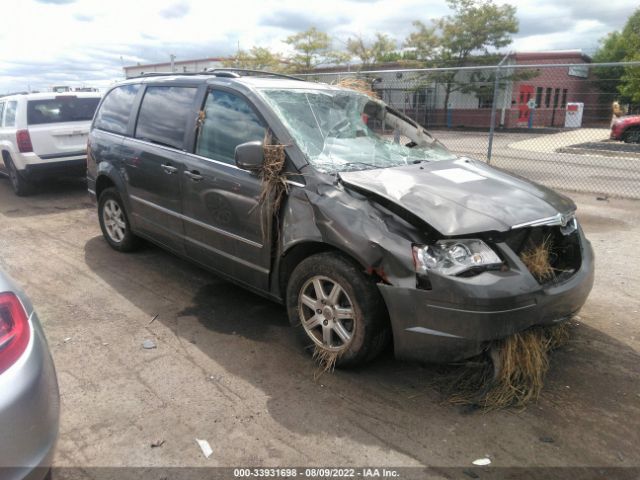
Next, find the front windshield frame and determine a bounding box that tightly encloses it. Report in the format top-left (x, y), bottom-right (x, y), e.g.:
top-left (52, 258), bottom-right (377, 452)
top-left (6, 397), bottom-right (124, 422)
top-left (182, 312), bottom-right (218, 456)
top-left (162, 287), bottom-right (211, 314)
top-left (257, 86), bottom-right (456, 174)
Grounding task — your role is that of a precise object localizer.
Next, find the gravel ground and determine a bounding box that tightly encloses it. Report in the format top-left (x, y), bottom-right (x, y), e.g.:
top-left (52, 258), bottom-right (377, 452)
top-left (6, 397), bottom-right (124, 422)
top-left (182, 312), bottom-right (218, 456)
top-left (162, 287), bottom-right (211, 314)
top-left (0, 175), bottom-right (638, 475)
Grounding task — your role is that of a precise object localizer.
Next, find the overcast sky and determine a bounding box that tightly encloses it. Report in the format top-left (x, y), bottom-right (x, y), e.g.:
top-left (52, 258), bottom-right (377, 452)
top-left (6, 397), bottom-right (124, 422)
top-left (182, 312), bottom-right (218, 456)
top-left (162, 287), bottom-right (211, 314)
top-left (0, 0), bottom-right (637, 93)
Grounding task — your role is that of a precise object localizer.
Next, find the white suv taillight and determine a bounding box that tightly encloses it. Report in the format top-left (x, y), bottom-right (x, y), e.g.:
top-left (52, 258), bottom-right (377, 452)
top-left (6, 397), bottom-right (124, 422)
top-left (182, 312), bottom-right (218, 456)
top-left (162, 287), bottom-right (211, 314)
top-left (0, 292), bottom-right (30, 374)
top-left (16, 129), bottom-right (33, 153)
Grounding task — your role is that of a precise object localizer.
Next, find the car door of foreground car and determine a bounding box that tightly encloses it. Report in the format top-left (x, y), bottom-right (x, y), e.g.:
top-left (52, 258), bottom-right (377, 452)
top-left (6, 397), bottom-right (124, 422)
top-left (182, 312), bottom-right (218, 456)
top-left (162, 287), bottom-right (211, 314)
top-left (181, 88), bottom-right (270, 291)
top-left (122, 85), bottom-right (200, 255)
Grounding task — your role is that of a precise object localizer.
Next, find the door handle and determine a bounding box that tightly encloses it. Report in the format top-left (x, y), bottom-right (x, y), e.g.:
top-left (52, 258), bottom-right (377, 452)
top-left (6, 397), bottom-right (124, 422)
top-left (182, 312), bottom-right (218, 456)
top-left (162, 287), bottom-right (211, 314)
top-left (161, 164), bottom-right (178, 174)
top-left (184, 170), bottom-right (203, 181)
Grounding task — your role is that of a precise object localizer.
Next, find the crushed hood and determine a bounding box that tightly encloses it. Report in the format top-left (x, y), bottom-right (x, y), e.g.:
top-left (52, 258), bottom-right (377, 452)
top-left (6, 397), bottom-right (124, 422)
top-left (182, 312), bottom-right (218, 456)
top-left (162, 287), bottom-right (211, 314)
top-left (338, 158), bottom-right (576, 236)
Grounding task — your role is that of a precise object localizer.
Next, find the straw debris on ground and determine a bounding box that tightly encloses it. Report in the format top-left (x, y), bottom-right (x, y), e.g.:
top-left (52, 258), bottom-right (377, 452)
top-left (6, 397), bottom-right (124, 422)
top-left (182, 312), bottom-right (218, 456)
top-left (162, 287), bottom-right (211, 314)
top-left (447, 322), bottom-right (573, 410)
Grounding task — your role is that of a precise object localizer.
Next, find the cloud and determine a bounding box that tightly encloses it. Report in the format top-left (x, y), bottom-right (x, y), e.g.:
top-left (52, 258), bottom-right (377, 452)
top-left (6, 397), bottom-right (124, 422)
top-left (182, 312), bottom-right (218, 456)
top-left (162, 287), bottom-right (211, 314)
top-left (259, 10), bottom-right (351, 31)
top-left (73, 13), bottom-right (95, 22)
top-left (159, 2), bottom-right (190, 19)
top-left (0, 0), bottom-right (638, 94)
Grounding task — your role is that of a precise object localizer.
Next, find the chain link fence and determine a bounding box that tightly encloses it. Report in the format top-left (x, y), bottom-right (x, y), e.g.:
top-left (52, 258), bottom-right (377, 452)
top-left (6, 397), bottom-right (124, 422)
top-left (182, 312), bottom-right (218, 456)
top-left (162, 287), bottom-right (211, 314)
top-left (300, 61), bottom-right (640, 199)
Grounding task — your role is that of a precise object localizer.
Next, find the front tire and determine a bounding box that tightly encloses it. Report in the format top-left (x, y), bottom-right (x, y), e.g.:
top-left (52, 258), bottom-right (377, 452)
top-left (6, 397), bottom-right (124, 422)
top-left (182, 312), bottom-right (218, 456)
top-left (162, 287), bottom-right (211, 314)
top-left (286, 252), bottom-right (390, 368)
top-left (98, 187), bottom-right (140, 252)
top-left (4, 155), bottom-right (32, 196)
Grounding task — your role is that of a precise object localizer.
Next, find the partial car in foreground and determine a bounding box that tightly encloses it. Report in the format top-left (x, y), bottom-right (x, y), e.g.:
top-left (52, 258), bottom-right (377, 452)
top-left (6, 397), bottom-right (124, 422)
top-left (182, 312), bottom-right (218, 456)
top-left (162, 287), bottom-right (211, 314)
top-left (0, 269), bottom-right (59, 480)
top-left (87, 70), bottom-right (594, 367)
top-left (610, 114), bottom-right (640, 143)
top-left (0, 92), bottom-right (102, 195)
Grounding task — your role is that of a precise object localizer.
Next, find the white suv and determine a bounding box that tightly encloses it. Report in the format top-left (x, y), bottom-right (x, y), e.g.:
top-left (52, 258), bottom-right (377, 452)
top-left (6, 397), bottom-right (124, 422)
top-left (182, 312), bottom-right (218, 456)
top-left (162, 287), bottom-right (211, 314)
top-left (0, 91), bottom-right (102, 195)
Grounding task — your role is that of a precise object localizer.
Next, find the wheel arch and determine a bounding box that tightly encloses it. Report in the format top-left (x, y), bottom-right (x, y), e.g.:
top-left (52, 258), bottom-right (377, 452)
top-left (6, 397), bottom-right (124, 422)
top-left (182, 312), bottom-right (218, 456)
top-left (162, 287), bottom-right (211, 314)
top-left (623, 125), bottom-right (640, 142)
top-left (95, 174), bottom-right (117, 200)
top-left (277, 240), bottom-right (385, 300)
top-left (94, 166), bottom-right (136, 230)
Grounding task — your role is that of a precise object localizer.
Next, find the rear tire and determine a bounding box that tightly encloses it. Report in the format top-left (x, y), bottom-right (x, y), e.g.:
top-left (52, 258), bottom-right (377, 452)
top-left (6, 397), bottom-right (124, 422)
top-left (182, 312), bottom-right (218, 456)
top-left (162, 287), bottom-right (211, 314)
top-left (623, 127), bottom-right (640, 144)
top-left (4, 155), bottom-right (32, 196)
top-left (286, 252), bottom-right (390, 368)
top-left (98, 187), bottom-right (140, 252)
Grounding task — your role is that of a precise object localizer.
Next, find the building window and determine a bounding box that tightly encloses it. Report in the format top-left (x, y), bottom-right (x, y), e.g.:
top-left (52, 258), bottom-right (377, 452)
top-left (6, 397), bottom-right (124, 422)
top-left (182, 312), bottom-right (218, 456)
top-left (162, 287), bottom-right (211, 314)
top-left (545, 87), bottom-right (552, 108)
top-left (561, 89), bottom-right (568, 108)
top-left (477, 91), bottom-right (494, 109)
top-left (553, 88), bottom-right (560, 108)
top-left (535, 87), bottom-right (543, 109)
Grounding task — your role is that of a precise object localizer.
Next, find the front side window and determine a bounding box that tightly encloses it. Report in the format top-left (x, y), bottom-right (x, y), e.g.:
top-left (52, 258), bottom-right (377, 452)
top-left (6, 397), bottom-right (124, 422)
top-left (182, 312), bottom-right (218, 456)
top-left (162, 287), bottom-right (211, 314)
top-left (135, 86), bottom-right (198, 150)
top-left (259, 88), bottom-right (455, 173)
top-left (0, 102), bottom-right (5, 126)
top-left (94, 84), bottom-right (140, 135)
top-left (27, 97), bottom-right (100, 125)
top-left (4, 101), bottom-right (17, 127)
top-left (196, 90), bottom-right (265, 164)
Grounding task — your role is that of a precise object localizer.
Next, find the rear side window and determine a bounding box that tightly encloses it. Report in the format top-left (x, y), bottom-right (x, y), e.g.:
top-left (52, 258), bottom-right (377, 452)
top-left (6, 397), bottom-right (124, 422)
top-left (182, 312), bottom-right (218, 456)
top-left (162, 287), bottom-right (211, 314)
top-left (0, 102), bottom-right (5, 126)
top-left (135, 86), bottom-right (198, 150)
top-left (196, 90), bottom-right (265, 164)
top-left (27, 97), bottom-right (100, 125)
top-left (4, 101), bottom-right (17, 127)
top-left (94, 85), bottom-right (140, 134)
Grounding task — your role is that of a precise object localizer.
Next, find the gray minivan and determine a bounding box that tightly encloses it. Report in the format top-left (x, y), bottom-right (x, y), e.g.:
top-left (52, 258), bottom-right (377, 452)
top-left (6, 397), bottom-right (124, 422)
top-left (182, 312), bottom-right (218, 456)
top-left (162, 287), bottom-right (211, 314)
top-left (87, 70), bottom-right (594, 367)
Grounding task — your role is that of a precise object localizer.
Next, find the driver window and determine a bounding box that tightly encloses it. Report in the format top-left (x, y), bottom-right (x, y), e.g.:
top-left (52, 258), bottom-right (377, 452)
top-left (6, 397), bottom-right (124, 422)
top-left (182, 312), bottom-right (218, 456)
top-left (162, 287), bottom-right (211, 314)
top-left (196, 90), bottom-right (265, 165)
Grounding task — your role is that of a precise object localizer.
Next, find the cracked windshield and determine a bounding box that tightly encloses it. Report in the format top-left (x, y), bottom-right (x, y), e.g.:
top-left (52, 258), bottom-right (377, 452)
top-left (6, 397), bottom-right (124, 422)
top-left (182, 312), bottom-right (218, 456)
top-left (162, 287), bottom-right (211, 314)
top-left (259, 88), bottom-right (456, 173)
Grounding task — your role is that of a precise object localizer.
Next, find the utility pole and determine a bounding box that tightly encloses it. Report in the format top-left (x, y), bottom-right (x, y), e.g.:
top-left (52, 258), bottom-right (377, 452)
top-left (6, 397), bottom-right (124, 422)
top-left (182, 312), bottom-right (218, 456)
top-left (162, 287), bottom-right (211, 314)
top-left (170, 54), bottom-right (176, 73)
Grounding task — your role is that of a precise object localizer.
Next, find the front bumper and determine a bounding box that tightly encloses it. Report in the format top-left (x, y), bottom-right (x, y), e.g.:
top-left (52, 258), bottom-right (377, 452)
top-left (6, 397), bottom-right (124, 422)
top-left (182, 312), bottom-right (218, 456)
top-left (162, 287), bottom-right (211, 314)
top-left (0, 312), bottom-right (59, 479)
top-left (380, 228), bottom-right (595, 364)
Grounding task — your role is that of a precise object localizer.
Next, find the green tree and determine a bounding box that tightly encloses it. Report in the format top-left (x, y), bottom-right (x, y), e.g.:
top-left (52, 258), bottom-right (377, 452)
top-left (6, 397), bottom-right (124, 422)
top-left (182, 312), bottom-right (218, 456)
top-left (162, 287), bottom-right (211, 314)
top-left (223, 46), bottom-right (286, 72)
top-left (284, 27), bottom-right (348, 71)
top-left (618, 9), bottom-right (640, 103)
top-left (346, 33), bottom-right (398, 68)
top-left (593, 8), bottom-right (640, 104)
top-left (404, 0), bottom-right (518, 113)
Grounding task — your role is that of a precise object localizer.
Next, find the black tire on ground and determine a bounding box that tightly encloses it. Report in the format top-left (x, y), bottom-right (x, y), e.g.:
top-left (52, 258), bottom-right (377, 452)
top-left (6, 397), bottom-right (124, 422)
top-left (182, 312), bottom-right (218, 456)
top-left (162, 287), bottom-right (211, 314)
top-left (4, 155), bottom-right (32, 196)
top-left (286, 252), bottom-right (390, 368)
top-left (98, 187), bottom-right (140, 252)
top-left (623, 127), bottom-right (640, 144)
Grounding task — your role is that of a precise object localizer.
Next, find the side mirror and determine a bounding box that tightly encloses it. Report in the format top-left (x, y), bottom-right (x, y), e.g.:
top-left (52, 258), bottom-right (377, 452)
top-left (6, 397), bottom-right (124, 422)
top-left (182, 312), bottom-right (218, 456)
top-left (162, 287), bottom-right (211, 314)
top-left (235, 141), bottom-right (264, 171)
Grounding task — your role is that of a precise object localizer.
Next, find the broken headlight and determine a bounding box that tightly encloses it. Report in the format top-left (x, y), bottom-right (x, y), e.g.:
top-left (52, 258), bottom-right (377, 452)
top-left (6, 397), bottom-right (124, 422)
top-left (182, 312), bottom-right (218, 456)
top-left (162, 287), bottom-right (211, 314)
top-left (412, 240), bottom-right (502, 276)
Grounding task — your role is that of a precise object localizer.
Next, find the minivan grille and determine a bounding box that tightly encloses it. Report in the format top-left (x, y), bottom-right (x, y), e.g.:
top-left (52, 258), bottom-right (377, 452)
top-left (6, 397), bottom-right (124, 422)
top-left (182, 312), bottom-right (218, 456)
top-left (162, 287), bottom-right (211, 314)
top-left (504, 225), bottom-right (582, 285)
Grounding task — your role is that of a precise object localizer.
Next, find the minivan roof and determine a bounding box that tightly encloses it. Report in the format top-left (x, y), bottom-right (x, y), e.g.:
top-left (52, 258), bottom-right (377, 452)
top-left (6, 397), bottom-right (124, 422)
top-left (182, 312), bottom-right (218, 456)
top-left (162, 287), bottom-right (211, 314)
top-left (116, 73), bottom-right (342, 92)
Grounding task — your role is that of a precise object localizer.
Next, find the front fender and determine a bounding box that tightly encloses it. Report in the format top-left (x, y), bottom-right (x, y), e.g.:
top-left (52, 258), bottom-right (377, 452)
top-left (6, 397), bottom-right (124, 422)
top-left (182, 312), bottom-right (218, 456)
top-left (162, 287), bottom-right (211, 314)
top-left (280, 180), bottom-right (421, 289)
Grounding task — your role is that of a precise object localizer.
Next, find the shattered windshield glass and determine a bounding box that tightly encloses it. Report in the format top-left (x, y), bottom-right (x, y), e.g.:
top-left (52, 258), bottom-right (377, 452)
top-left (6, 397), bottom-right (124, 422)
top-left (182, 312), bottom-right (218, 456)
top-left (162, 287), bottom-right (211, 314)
top-left (259, 88), bottom-right (456, 173)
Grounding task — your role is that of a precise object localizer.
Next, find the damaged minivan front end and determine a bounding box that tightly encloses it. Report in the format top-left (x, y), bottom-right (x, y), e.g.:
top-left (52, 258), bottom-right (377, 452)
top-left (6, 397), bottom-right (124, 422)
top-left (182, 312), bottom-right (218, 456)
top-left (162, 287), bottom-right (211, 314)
top-left (263, 83), bottom-right (594, 365)
top-left (337, 160), bottom-right (594, 364)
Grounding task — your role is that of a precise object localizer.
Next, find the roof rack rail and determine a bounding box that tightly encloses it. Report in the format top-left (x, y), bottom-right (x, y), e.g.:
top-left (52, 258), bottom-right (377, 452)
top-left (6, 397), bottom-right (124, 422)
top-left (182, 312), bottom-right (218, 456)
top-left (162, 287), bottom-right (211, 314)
top-left (207, 68), bottom-right (304, 81)
top-left (130, 71), bottom-right (233, 79)
top-left (127, 69), bottom-right (304, 81)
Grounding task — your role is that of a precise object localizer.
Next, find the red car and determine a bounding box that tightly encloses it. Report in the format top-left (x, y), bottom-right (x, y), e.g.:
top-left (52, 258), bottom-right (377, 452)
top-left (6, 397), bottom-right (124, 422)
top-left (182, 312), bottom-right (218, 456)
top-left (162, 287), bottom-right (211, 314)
top-left (610, 115), bottom-right (640, 143)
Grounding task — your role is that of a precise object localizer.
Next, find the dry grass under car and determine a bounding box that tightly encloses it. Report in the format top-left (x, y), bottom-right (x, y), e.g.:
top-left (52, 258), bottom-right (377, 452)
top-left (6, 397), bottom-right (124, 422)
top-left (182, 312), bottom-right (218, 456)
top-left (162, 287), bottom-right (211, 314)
top-left (446, 322), bottom-right (573, 410)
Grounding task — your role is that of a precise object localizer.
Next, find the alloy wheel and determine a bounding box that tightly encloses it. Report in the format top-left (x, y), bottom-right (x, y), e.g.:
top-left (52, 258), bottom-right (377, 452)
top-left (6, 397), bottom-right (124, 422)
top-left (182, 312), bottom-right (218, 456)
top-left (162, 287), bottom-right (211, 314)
top-left (298, 275), bottom-right (356, 352)
top-left (102, 199), bottom-right (127, 243)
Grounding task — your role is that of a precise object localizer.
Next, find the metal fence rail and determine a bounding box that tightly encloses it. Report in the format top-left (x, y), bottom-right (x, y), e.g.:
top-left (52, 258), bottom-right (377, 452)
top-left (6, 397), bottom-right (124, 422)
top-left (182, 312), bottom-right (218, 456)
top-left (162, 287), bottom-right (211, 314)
top-left (300, 61), bottom-right (640, 199)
